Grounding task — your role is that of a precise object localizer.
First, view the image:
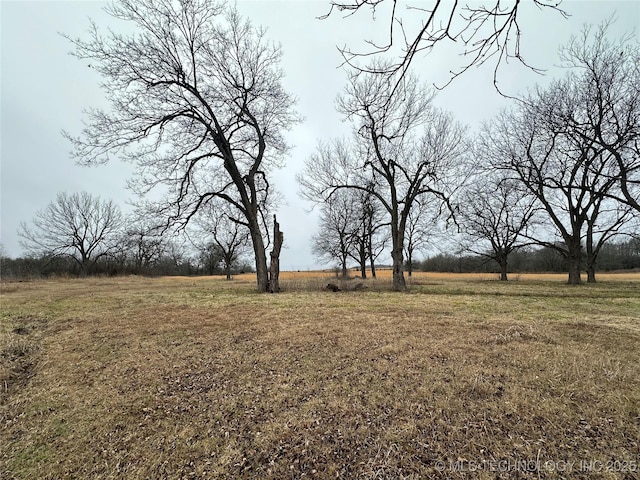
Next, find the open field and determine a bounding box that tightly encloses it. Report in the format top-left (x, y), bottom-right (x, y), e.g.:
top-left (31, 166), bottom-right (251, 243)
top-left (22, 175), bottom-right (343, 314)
top-left (1, 273), bottom-right (639, 479)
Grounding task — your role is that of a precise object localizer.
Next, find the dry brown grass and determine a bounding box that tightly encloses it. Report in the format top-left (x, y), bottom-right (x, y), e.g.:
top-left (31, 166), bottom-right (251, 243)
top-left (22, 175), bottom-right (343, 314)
top-left (1, 274), bottom-right (639, 479)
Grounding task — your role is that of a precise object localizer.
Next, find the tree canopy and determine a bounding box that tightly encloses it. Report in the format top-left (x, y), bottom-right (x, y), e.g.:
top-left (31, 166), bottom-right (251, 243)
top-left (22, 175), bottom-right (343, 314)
top-left (64, 0), bottom-right (299, 291)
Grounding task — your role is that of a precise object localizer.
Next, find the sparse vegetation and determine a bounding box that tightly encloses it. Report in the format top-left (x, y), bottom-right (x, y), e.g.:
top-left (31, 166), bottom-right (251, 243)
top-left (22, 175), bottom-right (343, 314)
top-left (1, 273), bottom-right (639, 479)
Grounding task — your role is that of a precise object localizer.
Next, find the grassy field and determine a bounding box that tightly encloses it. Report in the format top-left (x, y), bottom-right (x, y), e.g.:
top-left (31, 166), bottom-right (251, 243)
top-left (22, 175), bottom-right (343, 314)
top-left (1, 272), bottom-right (639, 479)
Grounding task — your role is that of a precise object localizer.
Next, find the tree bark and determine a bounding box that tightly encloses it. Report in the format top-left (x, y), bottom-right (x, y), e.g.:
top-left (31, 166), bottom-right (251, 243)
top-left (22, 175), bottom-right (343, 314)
top-left (249, 222), bottom-right (269, 292)
top-left (585, 230), bottom-right (597, 283)
top-left (567, 264), bottom-right (581, 285)
top-left (499, 256), bottom-right (508, 281)
top-left (566, 253), bottom-right (582, 285)
top-left (391, 246), bottom-right (406, 291)
top-left (223, 252), bottom-right (233, 280)
top-left (269, 215), bottom-right (283, 293)
top-left (359, 240), bottom-right (367, 279)
top-left (390, 213), bottom-right (408, 291)
top-left (564, 238), bottom-right (582, 285)
top-left (369, 251), bottom-right (377, 278)
top-left (389, 213), bottom-right (407, 291)
top-left (367, 237), bottom-right (376, 278)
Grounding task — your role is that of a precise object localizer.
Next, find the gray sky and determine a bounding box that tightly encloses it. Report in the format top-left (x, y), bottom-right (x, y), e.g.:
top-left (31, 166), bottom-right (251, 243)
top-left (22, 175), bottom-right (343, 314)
top-left (1, 0), bottom-right (639, 270)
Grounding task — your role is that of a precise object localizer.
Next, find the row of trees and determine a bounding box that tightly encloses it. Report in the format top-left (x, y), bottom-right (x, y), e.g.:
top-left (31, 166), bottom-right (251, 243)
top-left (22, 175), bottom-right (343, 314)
top-left (46, 0), bottom-right (586, 292)
top-left (10, 183), bottom-right (637, 280)
top-left (466, 22), bottom-right (639, 283)
top-left (9, 2), bottom-right (636, 290)
top-left (9, 192), bottom-right (253, 280)
top-left (417, 239), bottom-right (640, 275)
top-left (298, 66), bottom-right (467, 290)
top-left (300, 21), bottom-right (639, 288)
top-left (1, 245), bottom-right (210, 280)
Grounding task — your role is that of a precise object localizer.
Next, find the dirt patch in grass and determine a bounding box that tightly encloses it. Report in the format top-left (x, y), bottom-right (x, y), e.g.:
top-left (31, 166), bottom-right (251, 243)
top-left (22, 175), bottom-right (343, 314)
top-left (1, 276), bottom-right (639, 479)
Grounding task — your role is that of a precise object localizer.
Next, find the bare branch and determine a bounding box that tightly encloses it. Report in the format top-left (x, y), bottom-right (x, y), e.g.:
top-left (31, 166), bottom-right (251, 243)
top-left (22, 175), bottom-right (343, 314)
top-left (63, 0), bottom-right (300, 291)
top-left (19, 192), bottom-right (123, 274)
top-left (322, 0), bottom-right (568, 94)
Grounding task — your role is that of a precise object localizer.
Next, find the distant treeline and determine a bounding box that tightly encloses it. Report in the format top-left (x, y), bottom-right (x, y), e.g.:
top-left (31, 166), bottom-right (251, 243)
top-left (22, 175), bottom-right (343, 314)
top-left (3, 238), bottom-right (638, 281)
top-left (0, 252), bottom-right (254, 281)
top-left (415, 239), bottom-right (640, 274)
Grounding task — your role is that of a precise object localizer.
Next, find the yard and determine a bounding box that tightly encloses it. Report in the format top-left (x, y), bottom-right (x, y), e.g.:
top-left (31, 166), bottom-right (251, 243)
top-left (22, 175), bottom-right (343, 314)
top-left (1, 272), bottom-right (639, 479)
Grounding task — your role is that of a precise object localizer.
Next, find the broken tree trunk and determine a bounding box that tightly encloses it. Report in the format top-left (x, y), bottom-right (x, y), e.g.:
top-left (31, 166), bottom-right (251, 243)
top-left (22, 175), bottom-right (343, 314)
top-left (269, 215), bottom-right (284, 293)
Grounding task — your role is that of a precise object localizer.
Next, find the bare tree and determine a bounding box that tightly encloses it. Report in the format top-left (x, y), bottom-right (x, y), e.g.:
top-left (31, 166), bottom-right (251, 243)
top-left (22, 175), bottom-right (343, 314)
top-left (157, 238), bottom-right (193, 275)
top-left (300, 144), bottom-right (387, 279)
top-left (488, 74), bottom-right (635, 284)
top-left (403, 196), bottom-right (442, 277)
top-left (349, 187), bottom-right (388, 278)
top-left (121, 218), bottom-right (168, 274)
top-left (197, 243), bottom-right (227, 276)
top-left (299, 70), bottom-right (467, 290)
top-left (458, 173), bottom-right (538, 281)
top-left (311, 188), bottom-right (360, 279)
top-left (557, 21), bottom-right (640, 214)
top-left (321, 0), bottom-right (567, 91)
top-left (63, 0), bottom-right (299, 292)
top-left (190, 200), bottom-right (251, 280)
top-left (19, 192), bottom-right (122, 274)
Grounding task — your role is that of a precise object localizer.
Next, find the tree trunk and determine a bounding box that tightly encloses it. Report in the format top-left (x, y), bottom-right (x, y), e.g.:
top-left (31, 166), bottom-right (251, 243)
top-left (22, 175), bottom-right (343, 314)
top-left (566, 240), bottom-right (582, 285)
top-left (566, 256), bottom-right (581, 285)
top-left (585, 226), bottom-right (596, 283)
top-left (77, 250), bottom-right (90, 277)
top-left (390, 215), bottom-right (407, 291)
top-left (269, 215), bottom-right (283, 293)
top-left (407, 248), bottom-right (413, 277)
top-left (359, 240), bottom-right (367, 279)
top-left (391, 246), bottom-right (406, 291)
top-left (499, 256), bottom-right (508, 281)
top-left (256, 253), bottom-right (269, 291)
top-left (223, 253), bottom-right (232, 280)
top-left (567, 264), bottom-right (581, 285)
top-left (248, 219), bottom-right (269, 292)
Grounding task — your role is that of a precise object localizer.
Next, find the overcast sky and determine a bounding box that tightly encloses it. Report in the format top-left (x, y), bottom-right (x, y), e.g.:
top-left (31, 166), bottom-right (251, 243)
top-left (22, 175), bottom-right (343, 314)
top-left (1, 0), bottom-right (638, 270)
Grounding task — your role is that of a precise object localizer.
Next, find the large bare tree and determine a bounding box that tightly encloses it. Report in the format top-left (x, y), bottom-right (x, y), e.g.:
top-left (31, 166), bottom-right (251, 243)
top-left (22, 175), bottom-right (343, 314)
top-left (322, 0), bottom-right (567, 91)
top-left (458, 173), bottom-right (538, 281)
top-left (63, 0), bottom-right (298, 292)
top-left (19, 192), bottom-right (122, 274)
top-left (487, 76), bottom-right (635, 284)
top-left (557, 21), bottom-right (640, 214)
top-left (299, 71), bottom-right (467, 290)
